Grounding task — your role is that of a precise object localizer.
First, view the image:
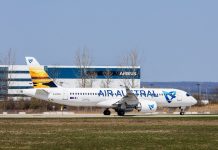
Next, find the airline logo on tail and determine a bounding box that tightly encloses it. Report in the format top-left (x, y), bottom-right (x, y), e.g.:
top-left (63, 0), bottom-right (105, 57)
top-left (163, 91), bottom-right (176, 103)
top-left (28, 59), bottom-right (33, 64)
top-left (148, 104), bottom-right (155, 110)
top-left (26, 57), bottom-right (57, 88)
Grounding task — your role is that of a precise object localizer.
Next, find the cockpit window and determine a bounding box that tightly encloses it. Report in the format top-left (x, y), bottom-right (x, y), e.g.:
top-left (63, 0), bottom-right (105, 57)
top-left (186, 93), bottom-right (191, 97)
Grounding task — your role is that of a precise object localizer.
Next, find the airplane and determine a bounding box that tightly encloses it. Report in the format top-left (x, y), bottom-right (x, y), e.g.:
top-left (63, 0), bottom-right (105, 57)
top-left (21, 57), bottom-right (197, 116)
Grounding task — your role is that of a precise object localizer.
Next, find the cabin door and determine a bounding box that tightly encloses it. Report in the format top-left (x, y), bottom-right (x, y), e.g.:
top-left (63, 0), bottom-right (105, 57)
top-left (63, 92), bottom-right (68, 100)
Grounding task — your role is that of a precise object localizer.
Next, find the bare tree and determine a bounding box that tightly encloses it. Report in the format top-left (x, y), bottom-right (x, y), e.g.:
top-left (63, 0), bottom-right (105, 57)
top-left (87, 71), bottom-right (97, 88)
top-left (119, 49), bottom-right (139, 88)
top-left (129, 49), bottom-right (139, 88)
top-left (74, 48), bottom-right (93, 88)
top-left (0, 49), bottom-right (16, 110)
top-left (4, 49), bottom-right (16, 66)
top-left (101, 67), bottom-right (113, 88)
top-left (3, 49), bottom-right (16, 86)
top-left (0, 49), bottom-right (16, 90)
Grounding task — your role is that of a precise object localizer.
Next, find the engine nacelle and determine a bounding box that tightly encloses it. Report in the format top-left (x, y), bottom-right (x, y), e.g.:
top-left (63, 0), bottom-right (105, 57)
top-left (137, 99), bottom-right (157, 113)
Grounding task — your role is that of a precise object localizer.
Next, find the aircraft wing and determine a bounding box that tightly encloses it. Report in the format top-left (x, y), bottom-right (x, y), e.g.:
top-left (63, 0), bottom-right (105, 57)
top-left (96, 99), bottom-right (121, 108)
top-left (96, 86), bottom-right (139, 108)
top-left (124, 86), bottom-right (138, 102)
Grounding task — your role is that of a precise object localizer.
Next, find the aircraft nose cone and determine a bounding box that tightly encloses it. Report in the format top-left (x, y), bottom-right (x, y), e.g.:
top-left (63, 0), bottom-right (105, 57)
top-left (192, 97), bottom-right (197, 105)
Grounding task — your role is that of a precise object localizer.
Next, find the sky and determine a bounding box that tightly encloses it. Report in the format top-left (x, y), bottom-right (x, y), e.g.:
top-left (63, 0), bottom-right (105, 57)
top-left (0, 0), bottom-right (218, 82)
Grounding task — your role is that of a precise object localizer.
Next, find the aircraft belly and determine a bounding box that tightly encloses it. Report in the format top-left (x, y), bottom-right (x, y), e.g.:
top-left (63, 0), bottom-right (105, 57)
top-left (52, 100), bottom-right (95, 107)
top-left (156, 100), bottom-right (179, 107)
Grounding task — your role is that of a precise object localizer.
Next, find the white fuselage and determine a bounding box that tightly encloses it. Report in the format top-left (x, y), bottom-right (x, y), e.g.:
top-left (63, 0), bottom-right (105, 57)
top-left (22, 88), bottom-right (197, 108)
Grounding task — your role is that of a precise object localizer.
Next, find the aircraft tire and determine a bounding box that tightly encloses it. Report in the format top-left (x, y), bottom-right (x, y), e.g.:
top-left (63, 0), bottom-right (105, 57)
top-left (180, 112), bottom-right (185, 115)
top-left (117, 109), bottom-right (125, 116)
top-left (103, 109), bottom-right (111, 115)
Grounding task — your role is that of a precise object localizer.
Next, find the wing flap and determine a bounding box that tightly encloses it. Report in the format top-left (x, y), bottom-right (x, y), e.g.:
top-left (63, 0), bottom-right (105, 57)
top-left (96, 87), bottom-right (139, 108)
top-left (119, 86), bottom-right (138, 106)
top-left (96, 99), bottom-right (120, 108)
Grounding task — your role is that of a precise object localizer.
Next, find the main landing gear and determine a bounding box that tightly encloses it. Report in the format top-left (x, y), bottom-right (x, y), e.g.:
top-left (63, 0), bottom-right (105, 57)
top-left (103, 108), bottom-right (126, 116)
top-left (114, 108), bottom-right (125, 116)
top-left (103, 108), bottom-right (111, 115)
top-left (117, 109), bottom-right (125, 116)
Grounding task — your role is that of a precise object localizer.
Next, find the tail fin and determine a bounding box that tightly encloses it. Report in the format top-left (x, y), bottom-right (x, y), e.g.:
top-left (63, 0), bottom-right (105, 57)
top-left (25, 57), bottom-right (57, 88)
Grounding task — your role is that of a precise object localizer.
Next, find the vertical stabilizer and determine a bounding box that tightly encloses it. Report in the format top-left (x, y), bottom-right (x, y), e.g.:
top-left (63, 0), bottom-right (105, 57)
top-left (25, 57), bottom-right (57, 88)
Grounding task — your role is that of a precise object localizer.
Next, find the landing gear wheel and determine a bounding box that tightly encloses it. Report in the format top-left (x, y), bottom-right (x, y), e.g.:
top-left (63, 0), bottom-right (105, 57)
top-left (179, 107), bottom-right (185, 115)
top-left (180, 112), bottom-right (185, 115)
top-left (117, 109), bottom-right (125, 116)
top-left (103, 109), bottom-right (111, 115)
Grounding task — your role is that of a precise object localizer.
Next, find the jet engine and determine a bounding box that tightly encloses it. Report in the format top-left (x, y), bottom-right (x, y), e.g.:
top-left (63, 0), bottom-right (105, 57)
top-left (136, 99), bottom-right (157, 113)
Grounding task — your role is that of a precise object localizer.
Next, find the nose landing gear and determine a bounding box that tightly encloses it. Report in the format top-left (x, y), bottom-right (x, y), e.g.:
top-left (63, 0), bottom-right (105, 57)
top-left (180, 111), bottom-right (185, 115)
top-left (179, 107), bottom-right (185, 115)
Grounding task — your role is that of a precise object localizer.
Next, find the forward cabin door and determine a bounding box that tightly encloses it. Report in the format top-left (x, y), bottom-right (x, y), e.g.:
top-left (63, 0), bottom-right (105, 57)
top-left (63, 91), bottom-right (68, 100)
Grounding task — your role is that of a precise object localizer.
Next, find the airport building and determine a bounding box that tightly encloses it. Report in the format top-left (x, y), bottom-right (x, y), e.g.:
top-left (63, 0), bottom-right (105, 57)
top-left (0, 65), bottom-right (140, 100)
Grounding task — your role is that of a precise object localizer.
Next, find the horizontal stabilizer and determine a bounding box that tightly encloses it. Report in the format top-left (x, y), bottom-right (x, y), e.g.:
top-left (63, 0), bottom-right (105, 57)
top-left (35, 89), bottom-right (49, 97)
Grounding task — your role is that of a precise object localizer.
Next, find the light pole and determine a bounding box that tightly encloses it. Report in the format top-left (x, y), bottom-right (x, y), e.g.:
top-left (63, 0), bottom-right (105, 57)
top-left (197, 83), bottom-right (201, 102)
